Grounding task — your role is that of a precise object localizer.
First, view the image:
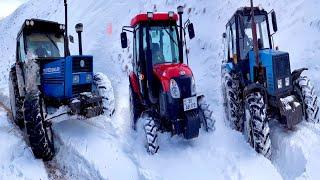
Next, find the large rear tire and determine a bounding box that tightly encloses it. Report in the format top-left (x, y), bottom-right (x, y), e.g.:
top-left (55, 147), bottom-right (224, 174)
top-left (129, 84), bottom-right (143, 129)
top-left (294, 76), bottom-right (319, 123)
top-left (93, 72), bottom-right (115, 116)
top-left (222, 69), bottom-right (243, 131)
top-left (244, 92), bottom-right (271, 159)
top-left (24, 91), bottom-right (55, 161)
top-left (9, 68), bottom-right (24, 129)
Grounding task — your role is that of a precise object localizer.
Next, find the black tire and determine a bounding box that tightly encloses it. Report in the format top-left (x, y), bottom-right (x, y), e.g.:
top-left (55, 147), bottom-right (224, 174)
top-left (24, 91), bottom-right (55, 161)
top-left (129, 84), bottom-right (143, 129)
top-left (198, 96), bottom-right (215, 132)
top-left (144, 117), bottom-right (159, 155)
top-left (244, 92), bottom-right (271, 159)
top-left (93, 72), bottom-right (115, 116)
top-left (9, 68), bottom-right (24, 129)
top-left (222, 69), bottom-right (243, 131)
top-left (294, 76), bottom-right (319, 123)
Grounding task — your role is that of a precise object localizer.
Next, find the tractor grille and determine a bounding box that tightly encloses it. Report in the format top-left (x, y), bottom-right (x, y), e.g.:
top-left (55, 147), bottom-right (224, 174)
top-left (174, 76), bottom-right (192, 98)
top-left (72, 84), bottom-right (92, 94)
top-left (274, 53), bottom-right (290, 77)
top-left (72, 57), bottom-right (93, 73)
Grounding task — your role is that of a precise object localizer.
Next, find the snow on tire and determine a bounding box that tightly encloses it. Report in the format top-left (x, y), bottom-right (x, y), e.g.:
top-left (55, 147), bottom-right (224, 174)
top-left (198, 96), bottom-right (215, 132)
top-left (295, 76), bottom-right (320, 123)
top-left (94, 72), bottom-right (115, 116)
top-left (9, 68), bottom-right (24, 129)
top-left (244, 92), bottom-right (271, 159)
top-left (144, 117), bottom-right (159, 155)
top-left (222, 70), bottom-right (243, 131)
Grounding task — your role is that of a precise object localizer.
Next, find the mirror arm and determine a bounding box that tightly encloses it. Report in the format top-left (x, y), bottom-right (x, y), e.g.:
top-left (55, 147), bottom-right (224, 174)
top-left (122, 26), bottom-right (134, 33)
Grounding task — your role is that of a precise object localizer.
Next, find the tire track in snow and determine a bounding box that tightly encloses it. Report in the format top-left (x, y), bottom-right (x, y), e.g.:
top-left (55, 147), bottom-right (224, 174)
top-left (270, 120), bottom-right (320, 179)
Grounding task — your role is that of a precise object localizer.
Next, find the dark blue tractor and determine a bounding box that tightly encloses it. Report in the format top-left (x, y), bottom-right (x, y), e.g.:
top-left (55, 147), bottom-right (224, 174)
top-left (221, 4), bottom-right (319, 159)
top-left (9, 4), bottom-right (114, 161)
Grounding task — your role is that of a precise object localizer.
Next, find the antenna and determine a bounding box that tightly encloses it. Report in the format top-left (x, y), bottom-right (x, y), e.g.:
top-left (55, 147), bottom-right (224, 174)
top-left (64, 0), bottom-right (70, 57)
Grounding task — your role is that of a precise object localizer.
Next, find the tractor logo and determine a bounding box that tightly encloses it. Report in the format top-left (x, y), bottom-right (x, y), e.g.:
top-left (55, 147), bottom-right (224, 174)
top-left (180, 70), bottom-right (186, 76)
top-left (43, 67), bottom-right (61, 74)
top-left (80, 60), bottom-right (85, 67)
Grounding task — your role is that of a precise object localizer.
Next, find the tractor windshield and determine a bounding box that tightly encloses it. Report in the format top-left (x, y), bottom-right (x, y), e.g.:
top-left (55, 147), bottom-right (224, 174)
top-left (25, 33), bottom-right (64, 59)
top-left (240, 15), bottom-right (270, 59)
top-left (144, 25), bottom-right (179, 65)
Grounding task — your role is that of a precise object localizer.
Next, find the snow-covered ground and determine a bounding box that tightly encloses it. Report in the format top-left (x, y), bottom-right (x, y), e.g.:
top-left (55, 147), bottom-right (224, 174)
top-left (0, 0), bottom-right (319, 179)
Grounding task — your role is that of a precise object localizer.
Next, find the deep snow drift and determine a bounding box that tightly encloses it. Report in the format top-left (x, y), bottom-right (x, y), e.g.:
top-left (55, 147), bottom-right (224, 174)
top-left (0, 0), bottom-right (320, 179)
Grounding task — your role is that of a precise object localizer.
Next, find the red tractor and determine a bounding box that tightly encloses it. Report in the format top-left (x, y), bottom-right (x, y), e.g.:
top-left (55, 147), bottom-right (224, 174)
top-left (121, 7), bottom-right (214, 154)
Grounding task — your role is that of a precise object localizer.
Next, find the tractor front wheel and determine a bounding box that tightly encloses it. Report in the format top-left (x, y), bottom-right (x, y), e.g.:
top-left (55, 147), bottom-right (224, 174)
top-left (24, 91), bottom-right (55, 161)
top-left (244, 92), bottom-right (271, 159)
top-left (198, 96), bottom-right (215, 132)
top-left (294, 76), bottom-right (319, 123)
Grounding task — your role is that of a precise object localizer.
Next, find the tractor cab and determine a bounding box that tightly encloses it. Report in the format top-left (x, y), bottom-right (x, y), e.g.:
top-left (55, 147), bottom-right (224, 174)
top-left (17, 19), bottom-right (65, 61)
top-left (121, 10), bottom-right (195, 105)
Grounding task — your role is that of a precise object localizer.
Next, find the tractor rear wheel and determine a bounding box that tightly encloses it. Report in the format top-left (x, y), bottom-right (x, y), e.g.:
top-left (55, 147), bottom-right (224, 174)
top-left (244, 92), bottom-right (271, 159)
top-left (294, 76), bottom-right (319, 123)
top-left (129, 84), bottom-right (143, 130)
top-left (93, 72), bottom-right (115, 116)
top-left (198, 96), bottom-right (215, 132)
top-left (222, 70), bottom-right (243, 131)
top-left (9, 68), bottom-right (24, 129)
top-left (24, 91), bottom-right (55, 161)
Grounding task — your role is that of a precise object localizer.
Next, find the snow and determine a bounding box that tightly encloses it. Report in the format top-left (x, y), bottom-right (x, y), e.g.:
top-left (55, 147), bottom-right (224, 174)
top-left (0, 108), bottom-right (48, 180)
top-left (0, 0), bottom-right (319, 179)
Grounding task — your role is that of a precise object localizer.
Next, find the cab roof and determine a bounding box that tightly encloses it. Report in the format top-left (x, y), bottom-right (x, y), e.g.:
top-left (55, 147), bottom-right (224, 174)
top-left (130, 12), bottom-right (178, 27)
top-left (17, 19), bottom-right (65, 39)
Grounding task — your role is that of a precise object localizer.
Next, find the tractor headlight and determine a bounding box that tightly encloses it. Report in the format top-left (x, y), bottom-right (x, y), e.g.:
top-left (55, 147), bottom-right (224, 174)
top-left (277, 79), bottom-right (283, 89)
top-left (191, 77), bottom-right (196, 96)
top-left (170, 79), bottom-right (180, 98)
top-left (73, 74), bottom-right (80, 84)
top-left (86, 74), bottom-right (92, 83)
top-left (26, 20), bottom-right (30, 26)
top-left (285, 77), bottom-right (290, 86)
top-left (30, 20), bottom-right (34, 26)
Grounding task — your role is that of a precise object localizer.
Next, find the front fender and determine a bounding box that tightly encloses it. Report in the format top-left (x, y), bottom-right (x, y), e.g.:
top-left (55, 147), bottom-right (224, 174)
top-left (292, 68), bottom-right (308, 82)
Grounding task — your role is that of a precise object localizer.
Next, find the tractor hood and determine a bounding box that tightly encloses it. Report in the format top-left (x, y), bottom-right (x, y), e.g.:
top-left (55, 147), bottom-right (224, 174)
top-left (153, 63), bottom-right (193, 92)
top-left (153, 63), bottom-right (193, 80)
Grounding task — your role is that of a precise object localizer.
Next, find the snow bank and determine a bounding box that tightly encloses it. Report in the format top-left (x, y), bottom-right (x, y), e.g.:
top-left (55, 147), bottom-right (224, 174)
top-left (0, 108), bottom-right (48, 180)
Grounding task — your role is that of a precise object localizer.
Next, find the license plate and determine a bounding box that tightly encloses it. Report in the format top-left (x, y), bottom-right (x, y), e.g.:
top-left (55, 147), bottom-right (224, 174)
top-left (183, 97), bottom-right (198, 111)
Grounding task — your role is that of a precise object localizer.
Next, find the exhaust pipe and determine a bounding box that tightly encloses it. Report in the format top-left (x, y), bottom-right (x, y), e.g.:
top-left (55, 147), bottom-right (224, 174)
top-left (177, 6), bottom-right (184, 63)
top-left (64, 0), bottom-right (70, 57)
top-left (75, 23), bottom-right (83, 55)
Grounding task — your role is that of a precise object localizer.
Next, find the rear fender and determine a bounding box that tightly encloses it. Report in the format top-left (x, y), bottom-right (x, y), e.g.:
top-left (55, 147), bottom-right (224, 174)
top-left (292, 68), bottom-right (308, 82)
top-left (129, 72), bottom-right (142, 99)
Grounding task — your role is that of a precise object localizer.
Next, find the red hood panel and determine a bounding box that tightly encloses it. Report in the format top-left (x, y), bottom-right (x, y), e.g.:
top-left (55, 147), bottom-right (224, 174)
top-left (153, 63), bottom-right (193, 80)
top-left (153, 63), bottom-right (193, 92)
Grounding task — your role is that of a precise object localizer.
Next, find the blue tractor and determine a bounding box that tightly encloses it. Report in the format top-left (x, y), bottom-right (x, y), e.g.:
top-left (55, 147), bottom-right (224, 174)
top-left (221, 2), bottom-right (319, 159)
top-left (8, 1), bottom-right (114, 161)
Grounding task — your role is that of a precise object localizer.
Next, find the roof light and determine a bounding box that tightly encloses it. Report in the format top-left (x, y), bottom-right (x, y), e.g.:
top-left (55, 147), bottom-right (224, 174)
top-left (26, 20), bottom-right (30, 26)
top-left (168, 11), bottom-right (174, 18)
top-left (30, 20), bottom-right (34, 26)
top-left (177, 6), bottom-right (184, 14)
top-left (60, 24), bottom-right (65, 30)
top-left (147, 12), bottom-right (154, 19)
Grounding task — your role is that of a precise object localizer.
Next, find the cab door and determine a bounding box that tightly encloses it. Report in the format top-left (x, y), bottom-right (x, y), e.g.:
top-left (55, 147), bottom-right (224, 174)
top-left (15, 33), bottom-right (27, 97)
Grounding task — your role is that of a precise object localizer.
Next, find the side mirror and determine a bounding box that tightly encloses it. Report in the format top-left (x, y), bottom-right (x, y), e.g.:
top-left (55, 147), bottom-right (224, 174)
top-left (69, 35), bottom-right (74, 43)
top-left (222, 33), bottom-right (227, 39)
top-left (121, 32), bottom-right (128, 48)
top-left (271, 11), bottom-right (278, 32)
top-left (187, 23), bottom-right (195, 39)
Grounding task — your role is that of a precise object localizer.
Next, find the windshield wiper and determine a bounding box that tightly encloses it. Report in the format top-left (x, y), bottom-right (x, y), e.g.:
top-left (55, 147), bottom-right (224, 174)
top-left (161, 26), bottom-right (178, 46)
top-left (45, 34), bottom-right (60, 54)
